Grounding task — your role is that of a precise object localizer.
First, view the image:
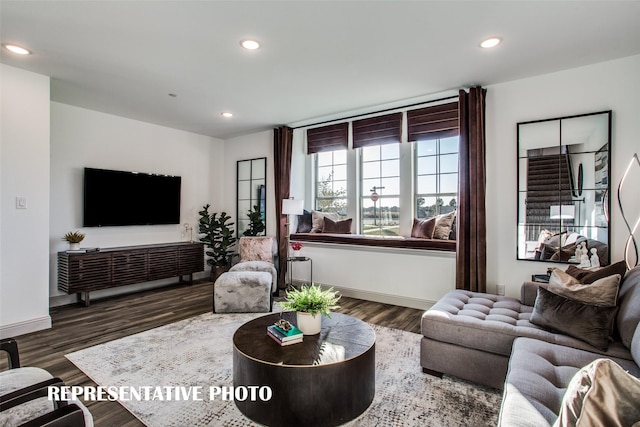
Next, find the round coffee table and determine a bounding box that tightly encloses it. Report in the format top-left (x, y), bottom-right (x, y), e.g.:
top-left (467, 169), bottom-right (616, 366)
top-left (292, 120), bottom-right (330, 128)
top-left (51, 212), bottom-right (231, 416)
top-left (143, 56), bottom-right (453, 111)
top-left (233, 311), bottom-right (375, 427)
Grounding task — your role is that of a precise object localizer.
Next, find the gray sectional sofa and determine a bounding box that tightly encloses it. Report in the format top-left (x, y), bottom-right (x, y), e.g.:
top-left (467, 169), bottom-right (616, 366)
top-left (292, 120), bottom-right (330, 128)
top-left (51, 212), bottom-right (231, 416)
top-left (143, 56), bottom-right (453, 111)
top-left (421, 265), bottom-right (640, 425)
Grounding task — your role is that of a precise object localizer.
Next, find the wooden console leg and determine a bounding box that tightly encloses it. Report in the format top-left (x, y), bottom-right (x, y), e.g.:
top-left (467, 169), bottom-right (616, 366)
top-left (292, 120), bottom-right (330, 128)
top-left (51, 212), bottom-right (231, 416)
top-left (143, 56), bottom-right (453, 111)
top-left (422, 367), bottom-right (443, 378)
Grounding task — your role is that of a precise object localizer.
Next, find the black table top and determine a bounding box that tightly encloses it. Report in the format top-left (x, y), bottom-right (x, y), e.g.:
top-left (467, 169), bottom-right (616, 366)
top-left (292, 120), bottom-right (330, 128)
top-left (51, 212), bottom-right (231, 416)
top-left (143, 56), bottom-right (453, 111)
top-left (233, 312), bottom-right (375, 367)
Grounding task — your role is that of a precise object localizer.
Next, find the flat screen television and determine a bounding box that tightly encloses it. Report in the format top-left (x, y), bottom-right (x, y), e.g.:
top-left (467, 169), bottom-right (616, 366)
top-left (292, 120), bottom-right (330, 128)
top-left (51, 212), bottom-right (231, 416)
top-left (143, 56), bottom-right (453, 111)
top-left (83, 167), bottom-right (181, 227)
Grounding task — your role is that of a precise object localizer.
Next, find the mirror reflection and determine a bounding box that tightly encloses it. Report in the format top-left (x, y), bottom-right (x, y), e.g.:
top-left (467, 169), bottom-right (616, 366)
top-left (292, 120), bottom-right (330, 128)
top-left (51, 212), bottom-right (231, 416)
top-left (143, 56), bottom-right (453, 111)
top-left (237, 157), bottom-right (267, 237)
top-left (517, 111), bottom-right (611, 265)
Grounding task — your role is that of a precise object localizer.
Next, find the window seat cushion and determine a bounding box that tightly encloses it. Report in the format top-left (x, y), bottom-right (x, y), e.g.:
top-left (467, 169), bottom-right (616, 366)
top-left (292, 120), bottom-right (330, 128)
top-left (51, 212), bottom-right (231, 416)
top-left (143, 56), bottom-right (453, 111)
top-left (290, 233), bottom-right (456, 251)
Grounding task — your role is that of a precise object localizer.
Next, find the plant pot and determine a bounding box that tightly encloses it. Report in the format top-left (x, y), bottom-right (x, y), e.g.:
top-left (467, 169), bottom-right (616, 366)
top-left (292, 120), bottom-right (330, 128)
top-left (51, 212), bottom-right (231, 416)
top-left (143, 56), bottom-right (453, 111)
top-left (296, 311), bottom-right (321, 335)
top-left (211, 265), bottom-right (229, 282)
top-left (69, 243), bottom-right (81, 251)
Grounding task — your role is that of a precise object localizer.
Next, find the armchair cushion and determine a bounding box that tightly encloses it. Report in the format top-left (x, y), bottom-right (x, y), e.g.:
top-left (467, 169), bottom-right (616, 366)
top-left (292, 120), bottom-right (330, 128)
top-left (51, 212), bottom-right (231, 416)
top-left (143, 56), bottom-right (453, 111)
top-left (229, 261), bottom-right (277, 293)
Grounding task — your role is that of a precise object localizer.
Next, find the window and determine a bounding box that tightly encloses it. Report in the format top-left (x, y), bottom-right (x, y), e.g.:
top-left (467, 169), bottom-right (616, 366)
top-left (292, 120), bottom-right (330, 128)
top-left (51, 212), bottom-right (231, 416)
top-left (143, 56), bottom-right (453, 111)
top-left (303, 99), bottom-right (459, 249)
top-left (315, 150), bottom-right (348, 216)
top-left (361, 144), bottom-right (400, 236)
top-left (415, 136), bottom-right (459, 218)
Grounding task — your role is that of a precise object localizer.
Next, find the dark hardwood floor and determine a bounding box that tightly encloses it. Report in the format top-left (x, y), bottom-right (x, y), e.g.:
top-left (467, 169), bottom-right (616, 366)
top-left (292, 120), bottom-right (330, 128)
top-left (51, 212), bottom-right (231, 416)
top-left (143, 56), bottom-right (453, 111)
top-left (2, 281), bottom-right (424, 426)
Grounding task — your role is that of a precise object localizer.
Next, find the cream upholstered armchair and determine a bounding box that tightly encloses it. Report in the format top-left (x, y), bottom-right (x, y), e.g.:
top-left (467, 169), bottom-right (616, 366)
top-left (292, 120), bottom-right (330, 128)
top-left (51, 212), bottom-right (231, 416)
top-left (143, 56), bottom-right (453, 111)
top-left (213, 236), bottom-right (278, 313)
top-left (0, 338), bottom-right (94, 427)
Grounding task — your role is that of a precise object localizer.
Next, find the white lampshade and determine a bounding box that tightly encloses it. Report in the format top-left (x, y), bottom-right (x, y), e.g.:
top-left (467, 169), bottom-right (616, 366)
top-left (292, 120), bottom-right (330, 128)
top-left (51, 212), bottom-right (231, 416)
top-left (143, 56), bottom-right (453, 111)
top-left (550, 205), bottom-right (575, 220)
top-left (282, 198), bottom-right (304, 215)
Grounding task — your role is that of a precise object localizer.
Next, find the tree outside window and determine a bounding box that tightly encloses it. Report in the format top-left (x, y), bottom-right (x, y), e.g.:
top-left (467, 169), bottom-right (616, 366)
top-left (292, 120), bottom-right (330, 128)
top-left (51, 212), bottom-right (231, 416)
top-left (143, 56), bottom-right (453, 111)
top-left (415, 136), bottom-right (459, 219)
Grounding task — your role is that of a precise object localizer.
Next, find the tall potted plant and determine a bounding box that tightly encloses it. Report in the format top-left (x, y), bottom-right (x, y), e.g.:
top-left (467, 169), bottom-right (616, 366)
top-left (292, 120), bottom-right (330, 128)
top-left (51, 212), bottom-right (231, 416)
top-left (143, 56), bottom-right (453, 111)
top-left (242, 205), bottom-right (266, 236)
top-left (280, 284), bottom-right (341, 335)
top-left (198, 204), bottom-right (237, 281)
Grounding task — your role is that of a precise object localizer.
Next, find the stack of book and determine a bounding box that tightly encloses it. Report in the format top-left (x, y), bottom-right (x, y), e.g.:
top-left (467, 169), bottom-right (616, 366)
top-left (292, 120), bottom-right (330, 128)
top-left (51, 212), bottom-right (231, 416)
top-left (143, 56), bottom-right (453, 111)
top-left (267, 323), bottom-right (303, 346)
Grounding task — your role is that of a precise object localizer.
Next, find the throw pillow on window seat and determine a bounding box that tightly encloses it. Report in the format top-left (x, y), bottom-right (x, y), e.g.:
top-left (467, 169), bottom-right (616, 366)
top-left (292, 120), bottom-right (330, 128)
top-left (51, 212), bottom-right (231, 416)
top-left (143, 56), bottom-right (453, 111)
top-left (411, 217), bottom-right (436, 239)
top-left (322, 217), bottom-right (352, 234)
top-left (296, 210), bottom-right (313, 233)
top-left (310, 211), bottom-right (340, 233)
top-left (433, 211), bottom-right (456, 239)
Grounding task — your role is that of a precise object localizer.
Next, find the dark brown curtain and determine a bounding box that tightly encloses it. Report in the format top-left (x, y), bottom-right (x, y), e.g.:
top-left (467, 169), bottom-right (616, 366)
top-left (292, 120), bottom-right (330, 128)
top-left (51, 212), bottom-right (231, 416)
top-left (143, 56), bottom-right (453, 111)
top-left (274, 126), bottom-right (294, 290)
top-left (456, 87), bottom-right (487, 292)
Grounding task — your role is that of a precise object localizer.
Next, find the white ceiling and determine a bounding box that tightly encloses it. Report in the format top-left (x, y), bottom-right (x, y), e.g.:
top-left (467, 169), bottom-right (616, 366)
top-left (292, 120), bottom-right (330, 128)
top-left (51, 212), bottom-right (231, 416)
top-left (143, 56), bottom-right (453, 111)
top-left (2, 1), bottom-right (639, 140)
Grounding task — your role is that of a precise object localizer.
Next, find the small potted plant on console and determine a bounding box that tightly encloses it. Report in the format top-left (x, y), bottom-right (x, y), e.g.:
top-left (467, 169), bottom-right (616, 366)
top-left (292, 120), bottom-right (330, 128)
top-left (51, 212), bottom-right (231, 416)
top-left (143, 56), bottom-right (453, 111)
top-left (280, 284), bottom-right (341, 335)
top-left (63, 231), bottom-right (85, 251)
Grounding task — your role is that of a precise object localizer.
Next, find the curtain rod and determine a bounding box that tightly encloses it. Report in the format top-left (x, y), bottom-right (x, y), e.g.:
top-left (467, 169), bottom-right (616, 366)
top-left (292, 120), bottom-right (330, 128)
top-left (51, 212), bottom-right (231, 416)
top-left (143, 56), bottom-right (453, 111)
top-left (291, 94), bottom-right (459, 130)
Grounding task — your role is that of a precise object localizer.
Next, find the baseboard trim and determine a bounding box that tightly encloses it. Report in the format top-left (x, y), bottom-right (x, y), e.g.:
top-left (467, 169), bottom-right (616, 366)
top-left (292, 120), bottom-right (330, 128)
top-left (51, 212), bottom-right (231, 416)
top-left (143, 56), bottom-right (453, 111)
top-left (292, 280), bottom-right (436, 311)
top-left (0, 315), bottom-right (52, 339)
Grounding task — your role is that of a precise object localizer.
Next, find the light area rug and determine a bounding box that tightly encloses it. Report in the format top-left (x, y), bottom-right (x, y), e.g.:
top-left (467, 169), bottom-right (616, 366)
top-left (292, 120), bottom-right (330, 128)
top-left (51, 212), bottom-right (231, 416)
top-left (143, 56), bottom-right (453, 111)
top-left (66, 312), bottom-right (501, 426)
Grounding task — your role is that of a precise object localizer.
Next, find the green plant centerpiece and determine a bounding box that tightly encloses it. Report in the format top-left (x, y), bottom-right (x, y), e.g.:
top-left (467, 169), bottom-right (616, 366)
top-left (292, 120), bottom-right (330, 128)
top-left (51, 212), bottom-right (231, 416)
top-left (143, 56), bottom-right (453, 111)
top-left (280, 284), bottom-right (341, 335)
top-left (242, 205), bottom-right (266, 236)
top-left (63, 231), bottom-right (85, 250)
top-left (198, 204), bottom-right (237, 281)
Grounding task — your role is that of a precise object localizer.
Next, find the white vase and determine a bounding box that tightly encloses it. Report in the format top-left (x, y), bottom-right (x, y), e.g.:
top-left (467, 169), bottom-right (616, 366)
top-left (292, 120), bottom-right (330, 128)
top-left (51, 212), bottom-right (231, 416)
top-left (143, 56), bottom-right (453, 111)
top-left (69, 243), bottom-right (81, 250)
top-left (296, 311), bottom-right (321, 335)
top-left (293, 250), bottom-right (301, 257)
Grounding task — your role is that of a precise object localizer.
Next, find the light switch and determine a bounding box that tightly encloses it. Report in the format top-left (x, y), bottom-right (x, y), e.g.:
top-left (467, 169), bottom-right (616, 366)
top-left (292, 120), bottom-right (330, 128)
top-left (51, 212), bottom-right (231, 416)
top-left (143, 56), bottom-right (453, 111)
top-left (16, 197), bottom-right (27, 209)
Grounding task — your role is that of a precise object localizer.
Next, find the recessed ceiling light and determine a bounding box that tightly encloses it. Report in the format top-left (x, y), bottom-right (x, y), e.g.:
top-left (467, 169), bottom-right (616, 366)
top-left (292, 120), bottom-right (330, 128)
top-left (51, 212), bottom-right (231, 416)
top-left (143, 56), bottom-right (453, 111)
top-left (240, 39), bottom-right (260, 50)
top-left (3, 43), bottom-right (31, 55)
top-left (480, 37), bottom-right (502, 49)
top-left (221, 112), bottom-right (234, 118)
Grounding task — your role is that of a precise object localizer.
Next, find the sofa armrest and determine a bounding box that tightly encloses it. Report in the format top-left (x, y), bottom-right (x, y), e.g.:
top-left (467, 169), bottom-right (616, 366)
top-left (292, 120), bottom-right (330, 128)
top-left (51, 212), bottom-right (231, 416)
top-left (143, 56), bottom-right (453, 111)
top-left (520, 281), bottom-right (548, 306)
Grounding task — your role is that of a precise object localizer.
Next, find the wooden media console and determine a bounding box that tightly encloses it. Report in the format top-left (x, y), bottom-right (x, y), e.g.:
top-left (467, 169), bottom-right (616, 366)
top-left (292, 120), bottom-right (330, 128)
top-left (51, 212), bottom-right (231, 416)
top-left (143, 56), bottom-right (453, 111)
top-left (57, 242), bottom-right (204, 306)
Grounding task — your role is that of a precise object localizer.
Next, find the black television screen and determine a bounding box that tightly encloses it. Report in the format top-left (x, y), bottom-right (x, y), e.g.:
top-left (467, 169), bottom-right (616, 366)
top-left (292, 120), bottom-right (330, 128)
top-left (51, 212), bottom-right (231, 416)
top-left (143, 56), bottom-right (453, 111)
top-left (83, 167), bottom-right (181, 227)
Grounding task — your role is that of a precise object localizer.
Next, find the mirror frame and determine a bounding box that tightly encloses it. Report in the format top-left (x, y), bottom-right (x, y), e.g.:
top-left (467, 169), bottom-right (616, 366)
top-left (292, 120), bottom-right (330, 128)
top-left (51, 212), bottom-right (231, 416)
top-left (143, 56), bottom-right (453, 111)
top-left (517, 110), bottom-right (612, 265)
top-left (236, 157), bottom-right (267, 238)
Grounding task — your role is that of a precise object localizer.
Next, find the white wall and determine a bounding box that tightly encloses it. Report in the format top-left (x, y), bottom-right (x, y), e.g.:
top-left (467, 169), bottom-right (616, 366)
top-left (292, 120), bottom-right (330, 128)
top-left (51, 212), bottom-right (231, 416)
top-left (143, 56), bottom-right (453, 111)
top-left (0, 65), bottom-right (52, 337)
top-left (49, 102), bottom-right (224, 306)
top-left (486, 54), bottom-right (640, 297)
top-left (223, 130), bottom-right (276, 236)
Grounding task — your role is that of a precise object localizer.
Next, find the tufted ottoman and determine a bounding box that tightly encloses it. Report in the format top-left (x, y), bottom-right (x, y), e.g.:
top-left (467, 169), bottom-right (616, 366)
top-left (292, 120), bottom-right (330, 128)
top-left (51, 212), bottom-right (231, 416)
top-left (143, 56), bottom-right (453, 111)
top-left (213, 271), bottom-right (273, 313)
top-left (421, 290), bottom-right (547, 389)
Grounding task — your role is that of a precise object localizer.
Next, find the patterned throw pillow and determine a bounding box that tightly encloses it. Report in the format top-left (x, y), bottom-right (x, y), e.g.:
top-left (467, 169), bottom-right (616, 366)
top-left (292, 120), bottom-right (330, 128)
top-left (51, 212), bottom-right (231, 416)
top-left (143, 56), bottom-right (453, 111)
top-left (296, 210), bottom-right (313, 233)
top-left (239, 237), bottom-right (274, 263)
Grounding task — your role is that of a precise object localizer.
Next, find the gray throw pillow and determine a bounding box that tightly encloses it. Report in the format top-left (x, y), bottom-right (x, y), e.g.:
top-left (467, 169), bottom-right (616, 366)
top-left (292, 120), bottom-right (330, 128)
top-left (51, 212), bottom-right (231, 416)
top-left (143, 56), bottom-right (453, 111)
top-left (530, 287), bottom-right (618, 351)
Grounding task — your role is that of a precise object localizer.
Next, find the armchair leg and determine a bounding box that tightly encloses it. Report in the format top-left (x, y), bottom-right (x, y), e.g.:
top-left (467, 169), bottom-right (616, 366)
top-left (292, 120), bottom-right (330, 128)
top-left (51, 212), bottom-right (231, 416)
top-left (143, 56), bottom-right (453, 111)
top-left (0, 338), bottom-right (20, 368)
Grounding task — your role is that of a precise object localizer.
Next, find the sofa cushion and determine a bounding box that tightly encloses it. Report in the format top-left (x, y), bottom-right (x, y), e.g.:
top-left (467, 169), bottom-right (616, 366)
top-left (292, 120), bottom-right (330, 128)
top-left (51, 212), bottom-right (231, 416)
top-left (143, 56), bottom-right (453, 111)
top-left (530, 287), bottom-right (618, 351)
top-left (548, 269), bottom-right (620, 307)
top-left (617, 266), bottom-right (640, 349)
top-left (554, 358), bottom-right (640, 427)
top-left (422, 290), bottom-right (633, 359)
top-left (499, 337), bottom-right (640, 427)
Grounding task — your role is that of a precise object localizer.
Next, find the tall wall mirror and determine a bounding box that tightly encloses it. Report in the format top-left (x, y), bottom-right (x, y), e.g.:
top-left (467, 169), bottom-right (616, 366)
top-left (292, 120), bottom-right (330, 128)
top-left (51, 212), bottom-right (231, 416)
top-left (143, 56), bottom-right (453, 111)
top-left (236, 157), bottom-right (267, 238)
top-left (517, 110), bottom-right (612, 265)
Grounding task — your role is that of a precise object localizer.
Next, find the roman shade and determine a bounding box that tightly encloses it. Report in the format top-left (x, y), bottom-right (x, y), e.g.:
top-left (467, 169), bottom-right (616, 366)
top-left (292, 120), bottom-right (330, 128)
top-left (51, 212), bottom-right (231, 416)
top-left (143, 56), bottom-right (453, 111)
top-left (352, 112), bottom-right (402, 149)
top-left (407, 101), bottom-right (459, 142)
top-left (307, 122), bottom-right (349, 154)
